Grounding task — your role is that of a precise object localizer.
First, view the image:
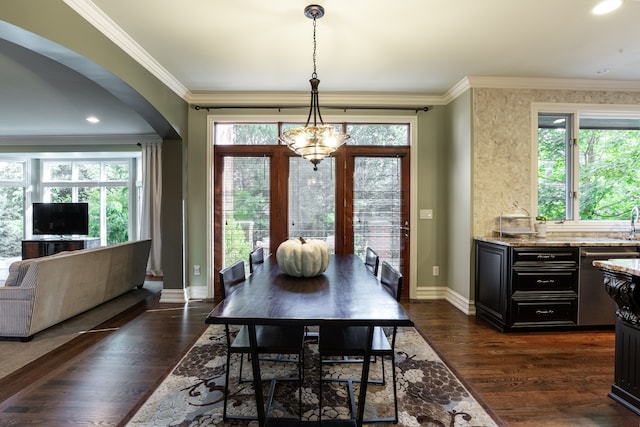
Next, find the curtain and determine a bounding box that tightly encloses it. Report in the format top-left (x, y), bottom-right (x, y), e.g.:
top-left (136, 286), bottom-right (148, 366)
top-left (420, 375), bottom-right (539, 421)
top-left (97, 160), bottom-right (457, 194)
top-left (140, 143), bottom-right (162, 276)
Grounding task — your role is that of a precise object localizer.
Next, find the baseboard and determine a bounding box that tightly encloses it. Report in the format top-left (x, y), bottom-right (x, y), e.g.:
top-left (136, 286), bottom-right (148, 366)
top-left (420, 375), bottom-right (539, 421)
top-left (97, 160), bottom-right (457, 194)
top-left (159, 288), bottom-right (188, 303)
top-left (413, 286), bottom-right (476, 315)
top-left (445, 288), bottom-right (476, 315)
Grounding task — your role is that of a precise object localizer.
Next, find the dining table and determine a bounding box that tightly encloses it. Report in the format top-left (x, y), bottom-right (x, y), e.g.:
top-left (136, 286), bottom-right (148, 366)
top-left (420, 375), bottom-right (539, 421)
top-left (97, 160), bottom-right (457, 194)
top-left (205, 253), bottom-right (414, 427)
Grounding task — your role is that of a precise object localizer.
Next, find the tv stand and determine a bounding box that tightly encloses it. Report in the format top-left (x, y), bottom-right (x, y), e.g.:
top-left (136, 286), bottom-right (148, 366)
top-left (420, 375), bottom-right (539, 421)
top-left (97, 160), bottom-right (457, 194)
top-left (21, 238), bottom-right (100, 259)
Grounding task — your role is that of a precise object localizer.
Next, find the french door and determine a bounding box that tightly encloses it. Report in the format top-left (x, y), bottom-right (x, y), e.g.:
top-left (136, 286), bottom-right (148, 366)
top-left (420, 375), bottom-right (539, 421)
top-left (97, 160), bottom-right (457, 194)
top-left (213, 127), bottom-right (410, 299)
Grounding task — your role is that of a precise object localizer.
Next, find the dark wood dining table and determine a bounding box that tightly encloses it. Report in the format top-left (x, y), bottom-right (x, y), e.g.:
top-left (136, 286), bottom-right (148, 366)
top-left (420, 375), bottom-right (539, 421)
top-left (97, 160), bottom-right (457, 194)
top-left (205, 253), bottom-right (414, 427)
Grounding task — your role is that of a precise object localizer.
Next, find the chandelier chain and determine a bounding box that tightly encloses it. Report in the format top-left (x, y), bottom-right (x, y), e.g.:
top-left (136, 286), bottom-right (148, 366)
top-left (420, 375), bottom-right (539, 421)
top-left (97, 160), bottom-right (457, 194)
top-left (312, 15), bottom-right (317, 79)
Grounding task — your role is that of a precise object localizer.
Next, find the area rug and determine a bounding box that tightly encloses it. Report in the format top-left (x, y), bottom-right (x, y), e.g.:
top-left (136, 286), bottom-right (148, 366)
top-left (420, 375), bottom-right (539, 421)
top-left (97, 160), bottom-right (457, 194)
top-left (128, 324), bottom-right (501, 426)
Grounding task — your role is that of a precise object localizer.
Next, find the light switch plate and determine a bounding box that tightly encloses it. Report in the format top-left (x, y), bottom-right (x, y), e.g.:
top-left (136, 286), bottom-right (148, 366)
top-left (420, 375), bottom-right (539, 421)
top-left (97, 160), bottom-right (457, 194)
top-left (420, 209), bottom-right (433, 220)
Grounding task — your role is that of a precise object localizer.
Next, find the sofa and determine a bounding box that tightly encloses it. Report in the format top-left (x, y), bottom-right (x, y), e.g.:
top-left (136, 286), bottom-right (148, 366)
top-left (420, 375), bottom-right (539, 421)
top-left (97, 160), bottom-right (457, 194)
top-left (0, 239), bottom-right (152, 340)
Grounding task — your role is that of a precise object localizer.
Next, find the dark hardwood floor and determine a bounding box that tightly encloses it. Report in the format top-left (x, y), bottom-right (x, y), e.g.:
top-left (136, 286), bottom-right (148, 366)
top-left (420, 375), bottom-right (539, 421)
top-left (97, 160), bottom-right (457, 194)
top-left (0, 295), bottom-right (638, 426)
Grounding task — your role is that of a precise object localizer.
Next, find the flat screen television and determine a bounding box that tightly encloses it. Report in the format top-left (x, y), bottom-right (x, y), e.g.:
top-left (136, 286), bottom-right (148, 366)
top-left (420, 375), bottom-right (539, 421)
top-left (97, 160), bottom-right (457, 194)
top-left (32, 202), bottom-right (89, 236)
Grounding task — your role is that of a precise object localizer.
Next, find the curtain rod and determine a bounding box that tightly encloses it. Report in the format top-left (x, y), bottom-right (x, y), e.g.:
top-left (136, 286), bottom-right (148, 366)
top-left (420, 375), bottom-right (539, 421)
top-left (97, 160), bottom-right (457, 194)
top-left (193, 105), bottom-right (431, 113)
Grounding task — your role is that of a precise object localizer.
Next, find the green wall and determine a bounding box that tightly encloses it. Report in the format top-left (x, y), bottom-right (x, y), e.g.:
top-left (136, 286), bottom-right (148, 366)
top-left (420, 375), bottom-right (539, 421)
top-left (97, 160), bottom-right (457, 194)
top-left (445, 90), bottom-right (473, 301)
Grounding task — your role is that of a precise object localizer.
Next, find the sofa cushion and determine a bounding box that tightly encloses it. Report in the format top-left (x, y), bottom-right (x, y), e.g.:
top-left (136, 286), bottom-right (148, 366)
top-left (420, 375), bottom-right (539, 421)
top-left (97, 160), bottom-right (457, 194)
top-left (4, 259), bottom-right (34, 287)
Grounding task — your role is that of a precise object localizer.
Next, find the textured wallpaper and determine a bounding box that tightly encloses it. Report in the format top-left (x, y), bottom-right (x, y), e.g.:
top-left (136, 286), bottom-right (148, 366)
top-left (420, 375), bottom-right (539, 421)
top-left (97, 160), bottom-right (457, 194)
top-left (472, 88), bottom-right (640, 237)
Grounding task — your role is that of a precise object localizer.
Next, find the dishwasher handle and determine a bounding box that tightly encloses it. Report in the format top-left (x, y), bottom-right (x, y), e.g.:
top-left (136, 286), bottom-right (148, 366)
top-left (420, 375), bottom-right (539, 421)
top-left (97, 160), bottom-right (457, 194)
top-left (581, 251), bottom-right (640, 258)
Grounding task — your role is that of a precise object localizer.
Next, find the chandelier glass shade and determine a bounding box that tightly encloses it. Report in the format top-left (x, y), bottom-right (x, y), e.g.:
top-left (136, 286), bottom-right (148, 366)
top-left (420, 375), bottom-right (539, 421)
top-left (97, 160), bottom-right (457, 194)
top-left (279, 4), bottom-right (350, 171)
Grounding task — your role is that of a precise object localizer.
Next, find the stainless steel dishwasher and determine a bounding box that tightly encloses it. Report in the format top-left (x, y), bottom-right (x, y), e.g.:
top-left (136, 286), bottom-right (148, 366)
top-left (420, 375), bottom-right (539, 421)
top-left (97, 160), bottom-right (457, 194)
top-left (579, 247), bottom-right (640, 326)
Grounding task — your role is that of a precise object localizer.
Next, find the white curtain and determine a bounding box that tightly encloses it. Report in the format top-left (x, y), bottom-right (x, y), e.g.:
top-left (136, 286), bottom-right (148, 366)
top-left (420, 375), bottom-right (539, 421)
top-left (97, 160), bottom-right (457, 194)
top-left (140, 143), bottom-right (162, 276)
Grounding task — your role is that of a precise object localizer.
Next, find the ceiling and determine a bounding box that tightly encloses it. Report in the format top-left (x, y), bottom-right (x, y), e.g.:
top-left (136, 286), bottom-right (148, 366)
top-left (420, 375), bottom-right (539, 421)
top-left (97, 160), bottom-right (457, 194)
top-left (2, 0), bottom-right (640, 140)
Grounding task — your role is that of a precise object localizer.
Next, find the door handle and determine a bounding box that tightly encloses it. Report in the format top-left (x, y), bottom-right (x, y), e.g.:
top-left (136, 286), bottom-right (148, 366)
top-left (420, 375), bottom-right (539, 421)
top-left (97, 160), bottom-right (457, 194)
top-left (400, 221), bottom-right (409, 240)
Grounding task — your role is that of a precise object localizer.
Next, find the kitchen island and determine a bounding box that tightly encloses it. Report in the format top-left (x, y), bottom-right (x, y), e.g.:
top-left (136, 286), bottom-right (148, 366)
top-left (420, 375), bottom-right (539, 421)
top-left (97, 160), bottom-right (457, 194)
top-left (592, 258), bottom-right (640, 416)
top-left (474, 236), bottom-right (640, 331)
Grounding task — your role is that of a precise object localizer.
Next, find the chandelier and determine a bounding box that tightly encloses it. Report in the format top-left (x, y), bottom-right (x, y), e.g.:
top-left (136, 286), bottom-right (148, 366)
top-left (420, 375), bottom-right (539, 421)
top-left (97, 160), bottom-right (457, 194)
top-left (279, 4), bottom-right (350, 171)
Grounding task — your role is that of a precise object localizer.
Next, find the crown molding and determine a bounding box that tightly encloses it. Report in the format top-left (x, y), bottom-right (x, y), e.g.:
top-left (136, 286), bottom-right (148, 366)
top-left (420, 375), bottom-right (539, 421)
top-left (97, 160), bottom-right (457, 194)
top-left (63, 0), bottom-right (189, 99)
top-left (0, 134), bottom-right (161, 146)
top-left (466, 76), bottom-right (640, 92)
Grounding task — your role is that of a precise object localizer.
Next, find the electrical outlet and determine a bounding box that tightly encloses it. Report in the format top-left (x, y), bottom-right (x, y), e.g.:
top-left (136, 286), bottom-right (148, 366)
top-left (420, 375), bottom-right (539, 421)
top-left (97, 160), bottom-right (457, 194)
top-left (193, 265), bottom-right (201, 276)
top-left (433, 266), bottom-right (440, 276)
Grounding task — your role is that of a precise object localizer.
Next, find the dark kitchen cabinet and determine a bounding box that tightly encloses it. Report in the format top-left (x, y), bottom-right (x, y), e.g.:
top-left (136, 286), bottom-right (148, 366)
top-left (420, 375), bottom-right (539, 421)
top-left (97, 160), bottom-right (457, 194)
top-left (475, 240), bottom-right (579, 331)
top-left (474, 240), bottom-right (509, 331)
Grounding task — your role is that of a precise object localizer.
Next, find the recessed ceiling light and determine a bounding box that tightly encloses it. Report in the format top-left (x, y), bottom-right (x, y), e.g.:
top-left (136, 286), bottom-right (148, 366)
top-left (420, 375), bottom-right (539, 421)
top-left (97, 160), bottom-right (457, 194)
top-left (592, 0), bottom-right (623, 15)
top-left (86, 116), bottom-right (100, 124)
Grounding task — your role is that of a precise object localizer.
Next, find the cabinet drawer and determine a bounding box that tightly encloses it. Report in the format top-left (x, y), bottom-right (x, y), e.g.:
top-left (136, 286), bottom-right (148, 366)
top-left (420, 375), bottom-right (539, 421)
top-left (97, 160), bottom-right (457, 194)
top-left (512, 269), bottom-right (578, 293)
top-left (512, 248), bottom-right (578, 266)
top-left (511, 299), bottom-right (577, 326)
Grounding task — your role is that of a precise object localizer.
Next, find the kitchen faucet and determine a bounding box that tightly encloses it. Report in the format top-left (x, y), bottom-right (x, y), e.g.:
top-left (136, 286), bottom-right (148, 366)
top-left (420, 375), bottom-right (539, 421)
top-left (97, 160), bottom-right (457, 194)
top-left (631, 206), bottom-right (640, 239)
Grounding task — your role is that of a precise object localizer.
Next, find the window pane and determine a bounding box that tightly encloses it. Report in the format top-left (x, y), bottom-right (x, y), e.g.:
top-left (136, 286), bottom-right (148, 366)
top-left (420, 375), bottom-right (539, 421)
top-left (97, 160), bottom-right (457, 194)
top-left (106, 187), bottom-right (129, 243)
top-left (538, 114), bottom-right (569, 221)
top-left (215, 123), bottom-right (278, 145)
top-left (354, 157), bottom-right (402, 271)
top-left (48, 188), bottom-right (73, 202)
top-left (44, 162), bottom-right (72, 181)
top-left (346, 124), bottom-right (410, 146)
top-left (288, 156), bottom-right (335, 249)
top-left (0, 162), bottom-right (24, 181)
top-left (0, 186), bottom-right (24, 257)
top-left (77, 163), bottom-right (100, 181)
top-left (222, 157), bottom-right (270, 270)
top-left (80, 187), bottom-right (101, 238)
top-left (106, 163), bottom-right (129, 181)
top-left (578, 116), bottom-right (640, 220)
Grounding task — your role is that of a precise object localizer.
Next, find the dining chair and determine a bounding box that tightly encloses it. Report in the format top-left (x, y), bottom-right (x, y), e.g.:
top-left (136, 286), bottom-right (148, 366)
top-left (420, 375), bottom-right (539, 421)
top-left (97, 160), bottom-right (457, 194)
top-left (249, 246), bottom-right (265, 274)
top-left (219, 260), bottom-right (305, 421)
top-left (364, 246), bottom-right (379, 276)
top-left (318, 260), bottom-right (403, 423)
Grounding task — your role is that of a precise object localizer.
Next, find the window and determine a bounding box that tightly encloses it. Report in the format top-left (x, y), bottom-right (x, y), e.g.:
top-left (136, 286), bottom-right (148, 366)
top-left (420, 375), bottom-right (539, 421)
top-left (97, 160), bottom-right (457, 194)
top-left (537, 108), bottom-right (640, 224)
top-left (40, 159), bottom-right (136, 245)
top-left (0, 161), bottom-right (26, 258)
top-left (213, 117), bottom-right (412, 291)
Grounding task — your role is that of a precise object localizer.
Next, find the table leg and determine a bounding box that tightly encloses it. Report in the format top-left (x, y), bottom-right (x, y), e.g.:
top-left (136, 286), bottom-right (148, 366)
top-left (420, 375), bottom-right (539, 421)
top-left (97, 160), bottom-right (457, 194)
top-left (355, 325), bottom-right (374, 427)
top-left (248, 325), bottom-right (266, 426)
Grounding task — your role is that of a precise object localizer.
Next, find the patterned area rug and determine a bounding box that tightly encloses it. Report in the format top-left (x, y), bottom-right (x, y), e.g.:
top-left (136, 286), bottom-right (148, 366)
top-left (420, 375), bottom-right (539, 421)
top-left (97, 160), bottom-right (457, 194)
top-left (128, 325), bottom-right (501, 426)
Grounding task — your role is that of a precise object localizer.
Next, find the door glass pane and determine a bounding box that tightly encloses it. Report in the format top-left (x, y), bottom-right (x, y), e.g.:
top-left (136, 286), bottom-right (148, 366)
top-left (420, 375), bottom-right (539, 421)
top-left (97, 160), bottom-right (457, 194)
top-left (215, 124), bottom-right (278, 145)
top-left (354, 157), bottom-right (402, 272)
top-left (222, 157), bottom-right (270, 272)
top-left (288, 156), bottom-right (335, 251)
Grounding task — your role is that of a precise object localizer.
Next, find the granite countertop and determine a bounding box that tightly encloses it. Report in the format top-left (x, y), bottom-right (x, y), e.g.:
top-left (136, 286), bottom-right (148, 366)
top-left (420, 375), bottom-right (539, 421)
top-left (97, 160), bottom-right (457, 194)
top-left (593, 258), bottom-right (640, 276)
top-left (475, 236), bottom-right (640, 247)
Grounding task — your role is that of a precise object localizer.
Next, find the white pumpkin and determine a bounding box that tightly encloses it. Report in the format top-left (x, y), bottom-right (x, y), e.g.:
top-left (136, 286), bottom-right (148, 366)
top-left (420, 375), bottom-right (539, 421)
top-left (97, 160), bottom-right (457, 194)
top-left (276, 237), bottom-right (331, 277)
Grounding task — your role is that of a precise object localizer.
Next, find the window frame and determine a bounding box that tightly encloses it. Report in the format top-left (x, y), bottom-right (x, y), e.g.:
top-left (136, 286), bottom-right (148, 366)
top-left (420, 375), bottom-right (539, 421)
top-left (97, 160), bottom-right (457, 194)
top-left (532, 102), bottom-right (640, 233)
top-left (37, 158), bottom-right (138, 245)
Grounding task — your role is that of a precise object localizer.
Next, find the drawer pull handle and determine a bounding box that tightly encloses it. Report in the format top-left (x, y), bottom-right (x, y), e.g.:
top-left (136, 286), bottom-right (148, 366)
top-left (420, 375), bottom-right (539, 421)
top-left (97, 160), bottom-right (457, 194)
top-left (537, 254), bottom-right (556, 260)
top-left (536, 309), bottom-right (555, 315)
top-left (537, 279), bottom-right (555, 284)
